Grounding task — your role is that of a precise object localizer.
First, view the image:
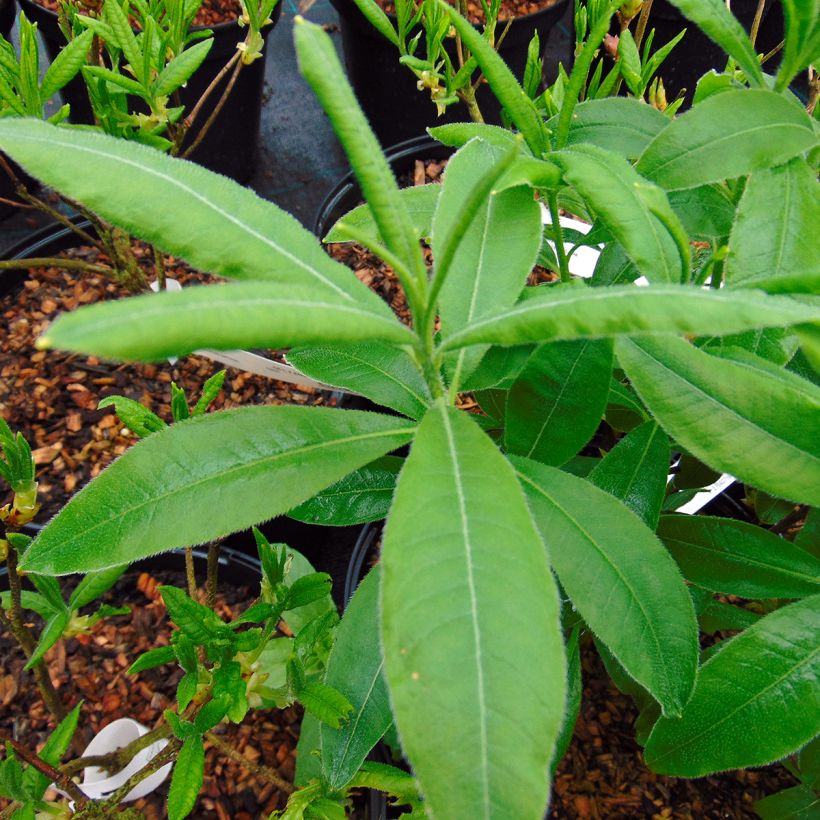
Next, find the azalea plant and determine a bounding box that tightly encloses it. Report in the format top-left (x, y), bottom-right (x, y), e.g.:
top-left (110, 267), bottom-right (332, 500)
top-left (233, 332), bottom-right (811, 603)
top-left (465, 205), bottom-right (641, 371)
top-left (0, 0), bottom-right (818, 816)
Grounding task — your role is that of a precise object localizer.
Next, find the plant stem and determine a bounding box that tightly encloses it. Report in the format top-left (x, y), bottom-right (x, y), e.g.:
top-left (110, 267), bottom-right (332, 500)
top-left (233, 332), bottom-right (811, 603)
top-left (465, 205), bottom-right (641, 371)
top-left (0, 257), bottom-right (112, 275)
top-left (153, 245), bottom-right (167, 290)
top-left (459, 85), bottom-right (485, 123)
top-left (105, 737), bottom-right (181, 806)
top-left (205, 732), bottom-right (294, 794)
top-left (61, 722), bottom-right (174, 777)
top-left (770, 505), bottom-right (806, 536)
top-left (547, 192), bottom-right (571, 283)
top-left (206, 541), bottom-right (220, 609)
top-left (184, 547), bottom-right (198, 599)
top-left (749, 0), bottom-right (766, 48)
top-left (182, 57), bottom-right (244, 159)
top-left (183, 49), bottom-right (241, 136)
top-left (2, 547), bottom-right (67, 721)
top-left (1, 737), bottom-right (89, 806)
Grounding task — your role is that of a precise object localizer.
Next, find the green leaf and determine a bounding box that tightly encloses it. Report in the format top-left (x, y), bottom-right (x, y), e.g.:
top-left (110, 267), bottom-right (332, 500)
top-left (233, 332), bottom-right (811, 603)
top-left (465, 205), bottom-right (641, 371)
top-left (588, 421), bottom-right (670, 529)
top-left (288, 343), bottom-right (431, 420)
top-left (663, 0), bottom-right (764, 85)
top-left (776, 0), bottom-right (820, 90)
top-left (0, 119), bottom-right (387, 310)
top-left (429, 122), bottom-right (521, 151)
top-left (546, 97), bottom-right (668, 160)
top-left (41, 29), bottom-right (94, 100)
top-left (39, 282), bottom-right (414, 362)
top-left (617, 29), bottom-right (643, 95)
top-left (551, 144), bottom-right (684, 283)
top-left (288, 456), bottom-right (401, 526)
top-left (438, 0), bottom-right (548, 154)
top-left (514, 457), bottom-right (698, 716)
top-left (294, 18), bottom-right (425, 291)
top-left (320, 567), bottom-right (392, 789)
top-left (98, 395), bottom-right (167, 437)
top-left (128, 644), bottom-right (177, 674)
top-left (505, 339), bottom-right (613, 466)
top-left (441, 284), bottom-right (820, 351)
top-left (21, 407), bottom-right (414, 574)
top-left (26, 611), bottom-right (70, 669)
top-left (324, 184), bottom-right (440, 244)
top-left (645, 595), bottom-right (820, 776)
top-left (22, 702), bottom-right (82, 799)
top-left (168, 735), bottom-right (205, 820)
top-left (299, 681), bottom-right (353, 729)
top-left (381, 404), bottom-right (564, 819)
top-left (726, 157), bottom-right (820, 294)
top-left (797, 508), bottom-right (820, 559)
top-left (154, 39), bottom-right (213, 97)
top-left (657, 515), bottom-right (820, 599)
top-left (551, 625), bottom-right (581, 772)
top-left (288, 573), bottom-right (332, 610)
top-left (69, 565), bottom-right (127, 610)
top-left (82, 65), bottom-right (145, 96)
top-left (192, 370), bottom-right (225, 416)
top-left (616, 336), bottom-right (820, 506)
top-left (636, 90), bottom-right (816, 191)
top-left (698, 598), bottom-right (760, 634)
top-left (755, 785), bottom-right (820, 820)
top-left (345, 0), bottom-right (398, 45)
top-left (102, 0), bottom-right (145, 84)
top-left (435, 139), bottom-right (542, 389)
top-left (282, 549), bottom-right (338, 635)
top-left (667, 185), bottom-right (735, 242)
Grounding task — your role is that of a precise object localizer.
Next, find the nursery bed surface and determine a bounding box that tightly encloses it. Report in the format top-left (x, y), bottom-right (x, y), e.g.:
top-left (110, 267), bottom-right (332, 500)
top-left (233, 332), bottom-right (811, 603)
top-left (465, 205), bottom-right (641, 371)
top-left (0, 246), bottom-right (338, 518)
top-left (0, 561), bottom-right (299, 818)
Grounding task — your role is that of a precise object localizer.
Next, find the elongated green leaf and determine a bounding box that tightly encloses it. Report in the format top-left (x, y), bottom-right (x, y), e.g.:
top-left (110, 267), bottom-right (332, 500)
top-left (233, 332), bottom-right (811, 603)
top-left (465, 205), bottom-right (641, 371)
top-left (320, 568), bottom-right (391, 789)
top-left (658, 515), bottom-right (820, 599)
top-left (664, 0), bottom-right (764, 85)
top-left (0, 120), bottom-right (387, 311)
top-left (429, 123), bottom-right (521, 151)
top-left (441, 284), bottom-right (820, 351)
top-left (667, 185), bottom-right (735, 242)
top-left (103, 0), bottom-right (145, 84)
top-left (645, 594), bottom-right (820, 776)
top-left (551, 144), bottom-right (683, 283)
top-left (382, 404), bottom-right (564, 819)
top-left (348, 0), bottom-right (398, 45)
top-left (41, 30), bottom-right (94, 100)
top-left (27, 611), bottom-right (70, 668)
top-left (38, 283), bottom-right (414, 361)
top-left (22, 407), bottom-right (414, 574)
top-left (23, 703), bottom-right (82, 798)
top-left (288, 343), bottom-right (431, 420)
top-left (726, 157), bottom-right (820, 294)
top-left (438, 1), bottom-right (548, 154)
top-left (777, 0), bottom-right (820, 90)
top-left (168, 735), bottom-right (204, 820)
top-left (616, 336), bottom-right (820, 505)
top-left (514, 457), bottom-right (698, 717)
top-left (82, 65), bottom-right (145, 96)
top-left (755, 785), bottom-right (820, 820)
top-left (636, 90), bottom-right (816, 191)
top-left (505, 339), bottom-right (613, 466)
top-left (551, 625), bottom-right (581, 772)
top-left (69, 565), bottom-right (127, 610)
top-left (288, 456), bottom-right (401, 526)
top-left (325, 184), bottom-right (441, 244)
top-left (294, 18), bottom-right (424, 287)
top-left (154, 39), bottom-right (213, 97)
top-left (588, 421), bottom-right (670, 529)
top-left (435, 139), bottom-right (542, 389)
top-left (546, 97), bottom-right (668, 160)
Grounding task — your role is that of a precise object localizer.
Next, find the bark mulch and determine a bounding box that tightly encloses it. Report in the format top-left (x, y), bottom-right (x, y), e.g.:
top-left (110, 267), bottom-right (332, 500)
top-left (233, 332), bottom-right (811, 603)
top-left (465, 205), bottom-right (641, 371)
top-left (550, 642), bottom-right (797, 819)
top-left (0, 562), bottom-right (298, 818)
top-left (0, 245), bottom-right (337, 519)
top-left (377, 0), bottom-right (564, 25)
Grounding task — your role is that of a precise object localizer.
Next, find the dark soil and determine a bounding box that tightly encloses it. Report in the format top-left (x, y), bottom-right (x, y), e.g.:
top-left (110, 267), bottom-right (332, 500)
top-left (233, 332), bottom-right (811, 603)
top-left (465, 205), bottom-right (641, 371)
top-left (0, 559), bottom-right (298, 818)
top-left (0, 245), bottom-right (337, 519)
top-left (377, 0), bottom-right (563, 25)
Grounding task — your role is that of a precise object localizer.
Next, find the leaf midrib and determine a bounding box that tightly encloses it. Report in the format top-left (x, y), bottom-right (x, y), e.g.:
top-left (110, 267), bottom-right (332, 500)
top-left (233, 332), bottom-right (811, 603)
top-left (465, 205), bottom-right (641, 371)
top-left (518, 469), bottom-right (678, 707)
top-left (9, 129), bottom-right (358, 302)
top-left (28, 425), bottom-right (413, 567)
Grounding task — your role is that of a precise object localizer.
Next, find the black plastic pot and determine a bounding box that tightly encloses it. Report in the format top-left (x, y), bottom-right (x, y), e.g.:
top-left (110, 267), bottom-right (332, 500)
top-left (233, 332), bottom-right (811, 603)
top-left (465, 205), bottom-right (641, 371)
top-left (0, 0), bottom-right (25, 220)
top-left (314, 135), bottom-right (453, 239)
top-left (17, 0), bottom-right (280, 182)
top-left (645, 0), bottom-right (780, 107)
top-left (331, 0), bottom-right (570, 146)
